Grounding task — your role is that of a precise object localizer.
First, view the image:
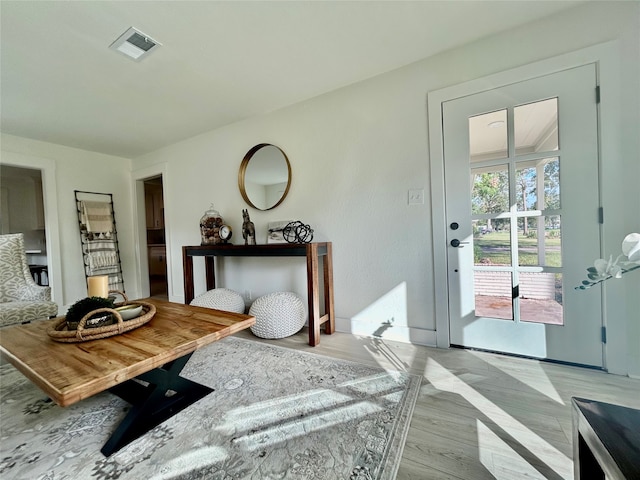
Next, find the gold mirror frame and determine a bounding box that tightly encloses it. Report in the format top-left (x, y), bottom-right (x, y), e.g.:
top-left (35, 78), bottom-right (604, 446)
top-left (238, 144), bottom-right (292, 211)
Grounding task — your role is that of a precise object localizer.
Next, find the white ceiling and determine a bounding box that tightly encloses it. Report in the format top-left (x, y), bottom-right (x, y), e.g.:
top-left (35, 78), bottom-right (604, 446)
top-left (0, 1), bottom-right (582, 159)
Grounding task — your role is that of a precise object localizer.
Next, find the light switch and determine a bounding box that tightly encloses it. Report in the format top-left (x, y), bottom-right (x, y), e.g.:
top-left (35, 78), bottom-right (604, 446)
top-left (408, 188), bottom-right (424, 205)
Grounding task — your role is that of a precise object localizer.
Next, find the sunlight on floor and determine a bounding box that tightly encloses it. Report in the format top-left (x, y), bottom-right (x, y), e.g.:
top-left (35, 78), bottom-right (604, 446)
top-left (343, 371), bottom-right (406, 395)
top-left (468, 350), bottom-right (565, 404)
top-left (231, 400), bottom-right (383, 451)
top-left (360, 336), bottom-right (415, 373)
top-left (216, 373), bottom-right (407, 451)
top-left (424, 358), bottom-right (572, 479)
top-left (217, 388), bottom-right (353, 434)
top-left (478, 420), bottom-right (549, 479)
top-left (149, 446), bottom-right (230, 479)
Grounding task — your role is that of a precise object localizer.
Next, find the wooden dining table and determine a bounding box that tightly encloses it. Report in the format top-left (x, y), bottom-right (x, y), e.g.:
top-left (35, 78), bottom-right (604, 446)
top-left (0, 298), bottom-right (255, 456)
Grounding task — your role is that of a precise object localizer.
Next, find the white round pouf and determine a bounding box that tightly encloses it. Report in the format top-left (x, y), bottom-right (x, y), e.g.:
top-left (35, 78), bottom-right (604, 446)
top-left (249, 292), bottom-right (306, 339)
top-left (190, 288), bottom-right (245, 313)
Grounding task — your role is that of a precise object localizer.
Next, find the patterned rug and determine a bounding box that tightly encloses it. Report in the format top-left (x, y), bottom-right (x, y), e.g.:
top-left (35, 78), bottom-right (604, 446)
top-left (0, 336), bottom-right (421, 479)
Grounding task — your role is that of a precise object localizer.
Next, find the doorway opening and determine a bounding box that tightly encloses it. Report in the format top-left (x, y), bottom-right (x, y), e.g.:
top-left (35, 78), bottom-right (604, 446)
top-left (143, 176), bottom-right (167, 299)
top-left (0, 165), bottom-right (49, 285)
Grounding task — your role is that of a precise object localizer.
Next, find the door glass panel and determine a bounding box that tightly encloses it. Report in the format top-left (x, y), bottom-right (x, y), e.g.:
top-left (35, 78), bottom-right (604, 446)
top-left (515, 98), bottom-right (558, 155)
top-left (471, 165), bottom-right (509, 214)
top-left (520, 272), bottom-right (563, 325)
top-left (474, 219), bottom-right (511, 266)
top-left (516, 157), bottom-right (560, 211)
top-left (516, 161), bottom-right (538, 211)
top-left (545, 215), bottom-right (562, 267)
top-left (518, 216), bottom-right (540, 266)
top-left (474, 271), bottom-right (513, 320)
top-left (469, 110), bottom-right (507, 162)
top-left (518, 215), bottom-right (562, 267)
top-left (543, 157), bottom-right (561, 210)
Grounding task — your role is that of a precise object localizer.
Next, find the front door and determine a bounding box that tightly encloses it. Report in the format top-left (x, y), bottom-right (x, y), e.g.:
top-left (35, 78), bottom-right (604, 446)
top-left (443, 64), bottom-right (602, 367)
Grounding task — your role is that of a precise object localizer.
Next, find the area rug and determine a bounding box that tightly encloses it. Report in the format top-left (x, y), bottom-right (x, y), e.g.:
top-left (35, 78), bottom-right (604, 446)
top-left (0, 336), bottom-right (421, 480)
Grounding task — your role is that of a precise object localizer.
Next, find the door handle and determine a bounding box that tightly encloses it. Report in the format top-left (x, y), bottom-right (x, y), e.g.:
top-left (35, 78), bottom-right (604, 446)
top-left (450, 239), bottom-right (469, 248)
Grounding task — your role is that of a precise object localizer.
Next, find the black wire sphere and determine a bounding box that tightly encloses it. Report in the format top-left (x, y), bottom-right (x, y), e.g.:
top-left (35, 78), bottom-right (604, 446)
top-left (283, 221), bottom-right (314, 243)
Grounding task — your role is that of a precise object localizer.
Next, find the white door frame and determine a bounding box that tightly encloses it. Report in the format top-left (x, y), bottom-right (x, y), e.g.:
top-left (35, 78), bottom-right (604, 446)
top-left (428, 41), bottom-right (626, 372)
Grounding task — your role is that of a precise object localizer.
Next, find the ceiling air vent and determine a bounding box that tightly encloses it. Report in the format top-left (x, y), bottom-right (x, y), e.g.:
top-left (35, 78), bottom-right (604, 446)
top-left (109, 27), bottom-right (161, 61)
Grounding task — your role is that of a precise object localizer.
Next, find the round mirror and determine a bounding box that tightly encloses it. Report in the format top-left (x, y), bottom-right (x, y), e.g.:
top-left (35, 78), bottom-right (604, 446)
top-left (238, 144), bottom-right (291, 210)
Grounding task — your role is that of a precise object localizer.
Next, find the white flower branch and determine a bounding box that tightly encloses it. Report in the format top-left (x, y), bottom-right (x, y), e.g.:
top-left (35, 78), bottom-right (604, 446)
top-left (576, 233), bottom-right (640, 290)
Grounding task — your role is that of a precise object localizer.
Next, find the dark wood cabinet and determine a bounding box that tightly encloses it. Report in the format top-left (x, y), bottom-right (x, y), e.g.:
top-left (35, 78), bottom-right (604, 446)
top-left (145, 184), bottom-right (164, 229)
top-left (148, 246), bottom-right (166, 276)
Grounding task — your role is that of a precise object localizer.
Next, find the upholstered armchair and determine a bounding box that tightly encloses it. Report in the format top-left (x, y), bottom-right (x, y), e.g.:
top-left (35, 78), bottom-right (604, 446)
top-left (0, 233), bottom-right (58, 327)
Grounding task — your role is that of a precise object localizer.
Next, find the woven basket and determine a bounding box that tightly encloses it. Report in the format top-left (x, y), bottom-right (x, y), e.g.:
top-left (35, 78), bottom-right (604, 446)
top-left (47, 291), bottom-right (156, 343)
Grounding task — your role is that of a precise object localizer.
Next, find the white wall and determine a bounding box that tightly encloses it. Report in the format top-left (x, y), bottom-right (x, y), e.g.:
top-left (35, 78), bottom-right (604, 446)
top-left (133, 1), bottom-right (638, 373)
top-left (0, 134), bottom-right (136, 309)
top-left (134, 64), bottom-right (437, 344)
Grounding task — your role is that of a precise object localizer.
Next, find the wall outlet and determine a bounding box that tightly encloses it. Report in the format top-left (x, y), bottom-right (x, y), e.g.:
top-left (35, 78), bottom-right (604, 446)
top-left (245, 290), bottom-right (252, 301)
top-left (408, 188), bottom-right (424, 205)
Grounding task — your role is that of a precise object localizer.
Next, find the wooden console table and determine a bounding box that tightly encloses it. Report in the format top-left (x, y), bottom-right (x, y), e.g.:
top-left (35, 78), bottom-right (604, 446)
top-left (183, 242), bottom-right (335, 346)
top-left (572, 397), bottom-right (640, 479)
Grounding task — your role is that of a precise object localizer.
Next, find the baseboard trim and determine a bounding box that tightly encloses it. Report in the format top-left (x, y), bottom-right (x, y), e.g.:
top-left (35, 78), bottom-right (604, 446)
top-left (335, 317), bottom-right (437, 347)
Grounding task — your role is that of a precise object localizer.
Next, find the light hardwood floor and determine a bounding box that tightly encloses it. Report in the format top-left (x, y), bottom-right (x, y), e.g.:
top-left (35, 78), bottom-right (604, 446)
top-left (234, 329), bottom-right (640, 480)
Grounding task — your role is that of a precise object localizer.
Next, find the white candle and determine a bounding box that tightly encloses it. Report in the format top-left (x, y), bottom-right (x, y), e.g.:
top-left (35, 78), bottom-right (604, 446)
top-left (87, 275), bottom-right (109, 298)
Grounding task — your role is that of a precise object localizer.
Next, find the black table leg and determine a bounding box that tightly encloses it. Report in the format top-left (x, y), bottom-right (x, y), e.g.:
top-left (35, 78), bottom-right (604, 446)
top-left (101, 352), bottom-right (213, 456)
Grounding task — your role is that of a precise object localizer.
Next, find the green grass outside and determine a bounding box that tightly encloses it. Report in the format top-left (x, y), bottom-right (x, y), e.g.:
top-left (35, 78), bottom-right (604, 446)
top-left (474, 231), bottom-right (562, 267)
